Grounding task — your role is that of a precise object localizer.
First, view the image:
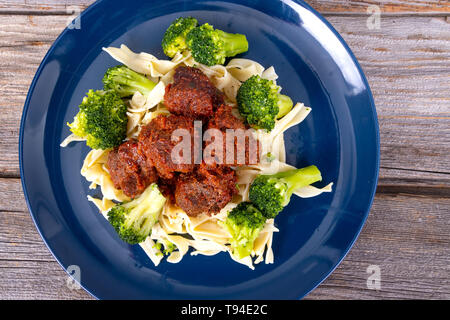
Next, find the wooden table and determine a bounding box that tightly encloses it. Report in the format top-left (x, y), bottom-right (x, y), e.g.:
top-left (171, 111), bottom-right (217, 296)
top-left (0, 0), bottom-right (449, 300)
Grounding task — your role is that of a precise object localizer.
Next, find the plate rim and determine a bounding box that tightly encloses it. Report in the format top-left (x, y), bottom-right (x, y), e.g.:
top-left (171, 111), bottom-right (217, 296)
top-left (293, 0), bottom-right (380, 298)
top-left (18, 0), bottom-right (380, 300)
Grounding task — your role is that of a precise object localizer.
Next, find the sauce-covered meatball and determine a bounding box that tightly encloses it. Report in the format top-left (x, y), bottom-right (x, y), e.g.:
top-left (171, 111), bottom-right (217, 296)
top-left (206, 104), bottom-right (260, 166)
top-left (157, 176), bottom-right (177, 204)
top-left (107, 66), bottom-right (260, 215)
top-left (174, 163), bottom-right (238, 216)
top-left (107, 139), bottom-right (158, 199)
top-left (138, 114), bottom-right (197, 179)
top-left (164, 66), bottom-right (224, 118)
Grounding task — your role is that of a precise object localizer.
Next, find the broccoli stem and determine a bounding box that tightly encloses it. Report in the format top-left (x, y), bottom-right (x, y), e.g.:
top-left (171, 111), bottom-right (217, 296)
top-left (123, 185), bottom-right (165, 231)
top-left (235, 239), bottom-right (254, 259)
top-left (122, 75), bottom-right (156, 97)
top-left (276, 166), bottom-right (322, 204)
top-left (276, 94), bottom-right (294, 119)
top-left (103, 66), bottom-right (157, 98)
top-left (216, 29), bottom-right (249, 57)
top-left (116, 70), bottom-right (156, 97)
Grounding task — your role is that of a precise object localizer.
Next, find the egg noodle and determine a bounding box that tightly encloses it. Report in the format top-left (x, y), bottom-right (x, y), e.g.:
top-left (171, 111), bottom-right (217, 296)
top-left (61, 45), bottom-right (333, 269)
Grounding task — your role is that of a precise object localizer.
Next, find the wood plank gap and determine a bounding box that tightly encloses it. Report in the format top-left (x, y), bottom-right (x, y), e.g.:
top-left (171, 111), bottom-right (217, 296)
top-left (0, 10), bottom-right (448, 17)
top-left (380, 166), bottom-right (450, 176)
top-left (0, 174), bottom-right (21, 179)
top-left (0, 258), bottom-right (56, 264)
top-left (376, 185), bottom-right (450, 197)
top-left (0, 209), bottom-right (28, 214)
top-left (320, 12), bottom-right (450, 17)
top-left (0, 10), bottom-right (75, 15)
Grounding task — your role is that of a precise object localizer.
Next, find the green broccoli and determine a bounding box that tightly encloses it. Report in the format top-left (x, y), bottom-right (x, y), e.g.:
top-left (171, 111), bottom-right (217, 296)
top-left (107, 183), bottom-right (167, 245)
top-left (249, 166), bottom-right (322, 219)
top-left (68, 89), bottom-right (127, 150)
top-left (236, 75), bottom-right (294, 131)
top-left (186, 23), bottom-right (249, 66)
top-left (163, 242), bottom-right (177, 255)
top-left (154, 239), bottom-right (177, 256)
top-left (223, 202), bottom-right (266, 259)
top-left (102, 65), bottom-right (157, 98)
top-left (162, 17), bottom-right (198, 58)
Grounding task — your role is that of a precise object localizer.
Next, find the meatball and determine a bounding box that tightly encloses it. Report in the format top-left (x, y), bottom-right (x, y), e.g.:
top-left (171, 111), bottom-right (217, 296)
top-left (107, 139), bottom-right (158, 199)
top-left (157, 176), bottom-right (177, 204)
top-left (175, 163), bottom-right (238, 216)
top-left (164, 66), bottom-right (224, 118)
top-left (205, 104), bottom-right (260, 166)
top-left (138, 114), bottom-right (198, 179)
top-left (207, 104), bottom-right (247, 131)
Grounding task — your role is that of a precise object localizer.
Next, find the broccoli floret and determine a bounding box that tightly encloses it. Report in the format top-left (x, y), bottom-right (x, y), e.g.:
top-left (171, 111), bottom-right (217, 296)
top-left (265, 152), bottom-right (276, 163)
top-left (164, 242), bottom-right (177, 255)
top-left (107, 184), bottom-right (167, 245)
top-left (224, 202), bottom-right (266, 259)
top-left (155, 239), bottom-right (177, 255)
top-left (162, 17), bottom-right (198, 58)
top-left (236, 75), bottom-right (293, 131)
top-left (186, 23), bottom-right (249, 66)
top-left (68, 89), bottom-right (127, 150)
top-left (249, 166), bottom-right (322, 219)
top-left (153, 241), bottom-right (163, 251)
top-left (103, 65), bottom-right (157, 98)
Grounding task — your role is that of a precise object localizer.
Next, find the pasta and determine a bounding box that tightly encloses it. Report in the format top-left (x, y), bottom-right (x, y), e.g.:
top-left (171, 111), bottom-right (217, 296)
top-left (63, 44), bottom-right (332, 269)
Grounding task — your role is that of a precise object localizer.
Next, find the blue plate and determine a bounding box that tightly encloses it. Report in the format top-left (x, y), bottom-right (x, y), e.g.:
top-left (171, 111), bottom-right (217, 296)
top-left (19, 0), bottom-right (379, 299)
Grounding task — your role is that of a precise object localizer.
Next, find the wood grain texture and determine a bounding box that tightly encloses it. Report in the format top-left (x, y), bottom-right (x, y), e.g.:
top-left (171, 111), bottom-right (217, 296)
top-left (309, 0), bottom-right (450, 14)
top-left (0, 1), bottom-right (449, 300)
top-left (0, 15), bottom-right (66, 177)
top-left (0, 0), bottom-right (448, 14)
top-left (326, 15), bottom-right (450, 177)
top-left (378, 167), bottom-right (450, 197)
top-left (0, 214), bottom-right (92, 299)
top-left (0, 178), bottom-right (448, 299)
top-left (0, 15), bottom-right (449, 178)
top-left (307, 193), bottom-right (450, 299)
top-left (0, 0), bottom-right (92, 14)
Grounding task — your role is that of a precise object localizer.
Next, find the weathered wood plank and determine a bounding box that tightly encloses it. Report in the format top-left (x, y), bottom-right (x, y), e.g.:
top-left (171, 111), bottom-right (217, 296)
top-left (0, 0), bottom-right (448, 14)
top-left (326, 15), bottom-right (450, 175)
top-left (0, 208), bottom-right (92, 299)
top-left (1, 15), bottom-right (449, 178)
top-left (0, 259), bottom-right (93, 300)
top-left (309, 0), bottom-right (450, 14)
top-left (307, 193), bottom-right (450, 300)
top-left (0, 0), bottom-right (91, 14)
top-left (0, 178), bottom-right (27, 212)
top-left (0, 15), bottom-right (66, 177)
top-left (0, 178), bottom-right (448, 299)
top-left (0, 177), bottom-right (92, 299)
top-left (378, 167), bottom-right (450, 198)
